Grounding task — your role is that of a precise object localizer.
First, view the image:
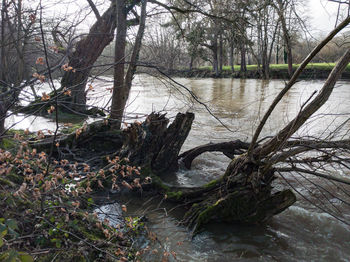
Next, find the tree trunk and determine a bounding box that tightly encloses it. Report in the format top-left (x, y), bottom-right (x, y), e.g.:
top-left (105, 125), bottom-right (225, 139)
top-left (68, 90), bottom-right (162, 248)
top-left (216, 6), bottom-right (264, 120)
top-left (179, 140), bottom-right (249, 169)
top-left (182, 156), bottom-right (296, 233)
top-left (229, 40), bottom-right (234, 73)
top-left (240, 43), bottom-right (247, 73)
top-left (212, 38), bottom-right (219, 77)
top-left (1, 0), bottom-right (8, 83)
top-left (219, 34), bottom-right (223, 73)
top-left (110, 0), bottom-right (147, 129)
top-left (275, 0), bottom-right (293, 77)
top-left (0, 101), bottom-right (6, 141)
top-left (110, 0), bottom-right (127, 126)
top-left (60, 2), bottom-right (117, 112)
top-left (189, 56), bottom-right (194, 70)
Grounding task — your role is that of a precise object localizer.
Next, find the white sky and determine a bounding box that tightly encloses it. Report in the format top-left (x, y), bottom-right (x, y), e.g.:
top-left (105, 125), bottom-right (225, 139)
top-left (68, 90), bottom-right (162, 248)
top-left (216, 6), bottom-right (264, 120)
top-left (47, 0), bottom-right (348, 37)
top-left (308, 0), bottom-right (349, 34)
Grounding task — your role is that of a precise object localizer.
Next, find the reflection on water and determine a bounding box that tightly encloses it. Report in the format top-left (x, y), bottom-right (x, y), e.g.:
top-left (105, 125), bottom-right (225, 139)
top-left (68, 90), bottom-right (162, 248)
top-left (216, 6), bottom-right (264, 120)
top-left (6, 75), bottom-right (350, 261)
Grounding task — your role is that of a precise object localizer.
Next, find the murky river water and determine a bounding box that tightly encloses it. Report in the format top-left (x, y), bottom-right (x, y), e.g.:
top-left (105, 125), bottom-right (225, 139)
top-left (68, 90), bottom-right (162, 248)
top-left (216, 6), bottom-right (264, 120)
top-left (7, 75), bottom-right (350, 261)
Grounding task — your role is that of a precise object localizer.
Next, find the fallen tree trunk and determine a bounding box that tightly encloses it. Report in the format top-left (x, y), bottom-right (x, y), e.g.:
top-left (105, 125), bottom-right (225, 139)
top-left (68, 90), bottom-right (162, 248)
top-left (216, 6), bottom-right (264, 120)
top-left (30, 111), bottom-right (296, 235)
top-left (180, 155), bottom-right (296, 233)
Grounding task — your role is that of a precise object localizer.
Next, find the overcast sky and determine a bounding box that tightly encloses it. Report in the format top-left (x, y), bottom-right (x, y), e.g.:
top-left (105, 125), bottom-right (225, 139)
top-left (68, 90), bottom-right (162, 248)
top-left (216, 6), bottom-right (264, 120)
top-left (308, 0), bottom-right (349, 34)
top-left (47, 0), bottom-right (348, 37)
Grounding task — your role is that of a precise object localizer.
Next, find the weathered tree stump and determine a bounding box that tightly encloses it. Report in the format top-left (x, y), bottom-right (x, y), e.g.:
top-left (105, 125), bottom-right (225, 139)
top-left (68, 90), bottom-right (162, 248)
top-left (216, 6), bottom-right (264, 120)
top-left (119, 112), bottom-right (194, 173)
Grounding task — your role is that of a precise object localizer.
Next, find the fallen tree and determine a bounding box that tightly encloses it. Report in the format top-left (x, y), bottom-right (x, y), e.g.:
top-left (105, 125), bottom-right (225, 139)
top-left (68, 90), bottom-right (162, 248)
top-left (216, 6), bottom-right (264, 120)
top-left (28, 47), bottom-right (350, 235)
top-left (22, 17), bottom-right (350, 235)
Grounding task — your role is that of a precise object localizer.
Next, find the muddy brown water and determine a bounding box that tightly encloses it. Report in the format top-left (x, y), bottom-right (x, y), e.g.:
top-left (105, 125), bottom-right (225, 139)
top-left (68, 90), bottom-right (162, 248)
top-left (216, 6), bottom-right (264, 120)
top-left (8, 75), bottom-right (350, 261)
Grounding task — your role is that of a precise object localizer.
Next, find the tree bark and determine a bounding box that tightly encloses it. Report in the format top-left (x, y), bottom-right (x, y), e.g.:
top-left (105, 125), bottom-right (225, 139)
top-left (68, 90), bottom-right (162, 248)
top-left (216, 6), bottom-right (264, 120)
top-left (212, 38), bottom-right (219, 77)
top-left (229, 40), bottom-right (234, 73)
top-left (60, 2), bottom-right (117, 112)
top-left (274, 0), bottom-right (293, 77)
top-left (0, 99), bottom-right (6, 141)
top-left (110, 0), bottom-right (147, 129)
top-left (240, 43), bottom-right (247, 73)
top-left (182, 155), bottom-right (296, 233)
top-left (119, 112), bottom-right (194, 173)
top-left (179, 140), bottom-right (250, 169)
top-left (219, 34), bottom-right (223, 73)
top-left (110, 0), bottom-right (127, 125)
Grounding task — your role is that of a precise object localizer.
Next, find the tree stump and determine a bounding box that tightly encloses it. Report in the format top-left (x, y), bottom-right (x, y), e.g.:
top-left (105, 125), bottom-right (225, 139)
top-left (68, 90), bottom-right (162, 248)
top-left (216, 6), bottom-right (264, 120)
top-left (119, 112), bottom-right (195, 173)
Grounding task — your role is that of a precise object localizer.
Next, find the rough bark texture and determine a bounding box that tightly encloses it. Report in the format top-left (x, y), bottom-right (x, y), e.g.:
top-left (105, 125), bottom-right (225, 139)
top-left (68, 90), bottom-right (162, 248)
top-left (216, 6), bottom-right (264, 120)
top-left (119, 112), bottom-right (194, 173)
top-left (110, 0), bottom-right (127, 125)
top-left (181, 155), bottom-right (296, 233)
top-left (0, 99), bottom-right (6, 140)
top-left (60, 2), bottom-right (117, 112)
top-left (110, 0), bottom-right (147, 129)
top-left (240, 43), bottom-right (247, 73)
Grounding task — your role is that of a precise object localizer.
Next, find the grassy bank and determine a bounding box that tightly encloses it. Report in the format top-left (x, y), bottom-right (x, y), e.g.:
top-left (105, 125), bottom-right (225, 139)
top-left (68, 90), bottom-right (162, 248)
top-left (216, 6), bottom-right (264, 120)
top-left (199, 62), bottom-right (350, 72)
top-left (169, 62), bottom-right (350, 79)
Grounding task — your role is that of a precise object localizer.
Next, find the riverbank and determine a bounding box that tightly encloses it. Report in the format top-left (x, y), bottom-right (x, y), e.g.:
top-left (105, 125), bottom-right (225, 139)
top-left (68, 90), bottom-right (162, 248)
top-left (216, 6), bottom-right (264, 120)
top-left (0, 131), bottom-right (142, 261)
top-left (168, 63), bottom-right (350, 79)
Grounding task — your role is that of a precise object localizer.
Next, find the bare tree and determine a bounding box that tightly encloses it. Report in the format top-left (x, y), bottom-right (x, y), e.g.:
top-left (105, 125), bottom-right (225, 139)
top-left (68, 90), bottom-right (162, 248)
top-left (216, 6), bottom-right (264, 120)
top-left (110, 0), bottom-right (148, 129)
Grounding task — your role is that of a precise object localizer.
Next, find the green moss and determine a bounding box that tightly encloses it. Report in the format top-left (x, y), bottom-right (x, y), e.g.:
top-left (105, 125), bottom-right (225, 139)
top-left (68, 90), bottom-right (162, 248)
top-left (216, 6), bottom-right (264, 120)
top-left (150, 175), bottom-right (170, 191)
top-left (61, 122), bottom-right (84, 134)
top-left (8, 129), bottom-right (31, 136)
top-left (167, 191), bottom-right (183, 200)
top-left (203, 178), bottom-right (221, 189)
top-left (196, 205), bottom-right (216, 229)
top-left (0, 138), bottom-right (16, 150)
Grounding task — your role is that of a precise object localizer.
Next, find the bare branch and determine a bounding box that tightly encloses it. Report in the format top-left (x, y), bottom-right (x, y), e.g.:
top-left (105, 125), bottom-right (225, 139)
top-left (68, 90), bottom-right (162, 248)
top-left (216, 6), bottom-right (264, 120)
top-left (276, 167), bottom-right (350, 186)
top-left (248, 16), bottom-right (350, 156)
top-left (255, 48), bottom-right (350, 157)
top-left (86, 0), bottom-right (101, 20)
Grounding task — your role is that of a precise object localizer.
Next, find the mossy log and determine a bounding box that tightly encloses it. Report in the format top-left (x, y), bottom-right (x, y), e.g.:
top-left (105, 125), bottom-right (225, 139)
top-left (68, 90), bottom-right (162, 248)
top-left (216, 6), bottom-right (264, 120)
top-left (30, 120), bottom-right (123, 154)
top-left (30, 112), bottom-right (194, 169)
top-left (117, 113), bottom-right (296, 233)
top-left (181, 156), bottom-right (296, 233)
top-left (17, 99), bottom-right (106, 118)
top-left (28, 112), bottom-right (296, 234)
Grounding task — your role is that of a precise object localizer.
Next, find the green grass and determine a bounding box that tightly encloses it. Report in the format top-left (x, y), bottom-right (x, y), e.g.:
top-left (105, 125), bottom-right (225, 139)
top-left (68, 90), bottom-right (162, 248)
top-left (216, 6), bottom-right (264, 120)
top-left (199, 62), bottom-right (349, 72)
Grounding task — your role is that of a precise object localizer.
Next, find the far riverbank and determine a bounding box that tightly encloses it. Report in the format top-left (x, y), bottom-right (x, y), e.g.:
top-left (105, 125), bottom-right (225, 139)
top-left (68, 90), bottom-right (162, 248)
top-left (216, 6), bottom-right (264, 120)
top-left (167, 63), bottom-right (350, 80)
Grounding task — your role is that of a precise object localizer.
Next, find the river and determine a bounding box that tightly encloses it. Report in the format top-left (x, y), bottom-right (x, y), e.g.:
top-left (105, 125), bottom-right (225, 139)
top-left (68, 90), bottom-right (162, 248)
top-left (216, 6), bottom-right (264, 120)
top-left (7, 75), bottom-right (350, 261)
